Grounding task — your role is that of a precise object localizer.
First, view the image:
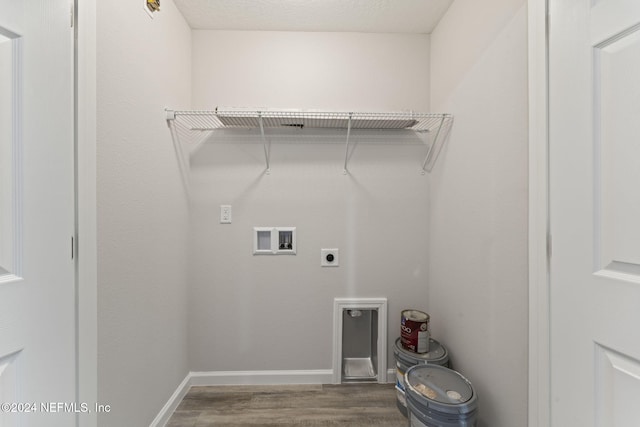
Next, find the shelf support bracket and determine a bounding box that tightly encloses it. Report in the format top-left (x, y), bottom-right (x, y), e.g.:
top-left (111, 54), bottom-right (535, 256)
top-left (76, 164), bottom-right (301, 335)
top-left (421, 115), bottom-right (446, 174)
top-left (164, 108), bottom-right (191, 197)
top-left (258, 113), bottom-right (271, 174)
top-left (343, 113), bottom-right (352, 175)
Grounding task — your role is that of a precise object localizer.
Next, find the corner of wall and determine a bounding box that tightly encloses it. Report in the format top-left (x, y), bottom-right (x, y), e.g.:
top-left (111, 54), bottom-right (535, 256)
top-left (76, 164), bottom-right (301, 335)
top-left (96, 0), bottom-right (192, 425)
top-left (426, 1), bottom-right (529, 426)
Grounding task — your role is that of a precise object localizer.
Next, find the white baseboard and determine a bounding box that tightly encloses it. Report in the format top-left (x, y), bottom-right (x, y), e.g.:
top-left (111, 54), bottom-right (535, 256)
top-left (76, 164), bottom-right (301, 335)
top-left (387, 368), bottom-right (397, 384)
top-left (190, 369), bottom-right (334, 386)
top-left (149, 373), bottom-right (191, 427)
top-left (190, 369), bottom-right (396, 386)
top-left (151, 368), bottom-right (395, 426)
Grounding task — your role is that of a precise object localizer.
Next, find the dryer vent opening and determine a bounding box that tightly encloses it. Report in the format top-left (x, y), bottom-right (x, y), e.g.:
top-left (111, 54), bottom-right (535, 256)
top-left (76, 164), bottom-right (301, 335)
top-left (342, 308), bottom-right (379, 382)
top-left (333, 298), bottom-right (387, 384)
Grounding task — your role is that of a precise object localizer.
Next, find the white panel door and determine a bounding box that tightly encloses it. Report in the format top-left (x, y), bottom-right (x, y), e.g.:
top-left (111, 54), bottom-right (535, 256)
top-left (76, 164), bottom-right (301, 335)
top-left (550, 0), bottom-right (640, 426)
top-left (0, 1), bottom-right (76, 426)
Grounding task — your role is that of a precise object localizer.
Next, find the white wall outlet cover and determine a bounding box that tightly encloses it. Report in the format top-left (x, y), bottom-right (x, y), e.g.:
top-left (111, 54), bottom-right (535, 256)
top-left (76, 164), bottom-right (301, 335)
top-left (220, 205), bottom-right (232, 224)
top-left (321, 249), bottom-right (339, 267)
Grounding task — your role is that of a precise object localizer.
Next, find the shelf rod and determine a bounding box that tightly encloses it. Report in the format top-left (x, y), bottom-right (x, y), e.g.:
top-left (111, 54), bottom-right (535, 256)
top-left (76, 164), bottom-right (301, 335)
top-left (343, 113), bottom-right (352, 175)
top-left (421, 115), bottom-right (446, 174)
top-left (258, 113), bottom-right (271, 174)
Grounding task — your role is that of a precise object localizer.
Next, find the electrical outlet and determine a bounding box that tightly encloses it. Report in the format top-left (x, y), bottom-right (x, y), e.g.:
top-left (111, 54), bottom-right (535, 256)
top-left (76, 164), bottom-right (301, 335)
top-left (220, 205), bottom-right (232, 224)
top-left (321, 249), bottom-right (339, 267)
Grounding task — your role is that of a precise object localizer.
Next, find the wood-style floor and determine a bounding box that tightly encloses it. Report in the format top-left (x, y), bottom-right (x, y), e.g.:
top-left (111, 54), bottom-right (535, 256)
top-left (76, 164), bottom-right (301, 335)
top-left (166, 383), bottom-right (407, 426)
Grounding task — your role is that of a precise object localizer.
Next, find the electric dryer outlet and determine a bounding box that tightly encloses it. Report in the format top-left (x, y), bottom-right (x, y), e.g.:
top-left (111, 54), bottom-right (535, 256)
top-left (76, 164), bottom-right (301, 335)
top-left (321, 249), bottom-right (339, 267)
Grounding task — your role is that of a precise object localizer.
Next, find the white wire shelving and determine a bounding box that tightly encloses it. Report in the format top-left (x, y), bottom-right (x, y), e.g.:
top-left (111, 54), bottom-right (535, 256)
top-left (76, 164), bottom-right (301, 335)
top-left (165, 108), bottom-right (453, 176)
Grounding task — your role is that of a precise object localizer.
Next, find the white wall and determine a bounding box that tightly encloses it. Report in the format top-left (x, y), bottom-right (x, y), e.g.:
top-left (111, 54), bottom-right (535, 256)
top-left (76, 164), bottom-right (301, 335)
top-left (428, 1), bottom-right (529, 427)
top-left (93, 5), bottom-right (528, 422)
top-left (189, 31), bottom-right (431, 372)
top-left (192, 31), bottom-right (430, 111)
top-left (96, 1), bottom-right (191, 425)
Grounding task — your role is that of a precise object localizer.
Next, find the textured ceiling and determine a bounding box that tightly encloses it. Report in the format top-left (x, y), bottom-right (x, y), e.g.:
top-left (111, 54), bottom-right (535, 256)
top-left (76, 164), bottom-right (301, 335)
top-left (173, 0), bottom-right (454, 33)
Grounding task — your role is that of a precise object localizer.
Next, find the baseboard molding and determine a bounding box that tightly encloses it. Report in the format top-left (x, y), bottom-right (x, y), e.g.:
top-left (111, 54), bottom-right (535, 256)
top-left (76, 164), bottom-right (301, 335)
top-left (190, 369), bottom-right (334, 386)
top-left (151, 368), bottom-right (395, 426)
top-left (149, 373), bottom-right (191, 427)
top-left (387, 368), bottom-right (396, 384)
top-left (191, 369), bottom-right (396, 386)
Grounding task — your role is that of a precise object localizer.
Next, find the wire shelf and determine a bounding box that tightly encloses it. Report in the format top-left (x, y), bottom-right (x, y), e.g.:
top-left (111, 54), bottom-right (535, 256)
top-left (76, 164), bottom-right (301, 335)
top-left (169, 109), bottom-right (451, 133)
top-left (165, 108), bottom-right (453, 179)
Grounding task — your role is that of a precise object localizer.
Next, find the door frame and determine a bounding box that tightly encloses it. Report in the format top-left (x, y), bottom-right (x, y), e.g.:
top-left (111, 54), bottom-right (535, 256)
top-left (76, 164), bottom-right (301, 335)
top-left (72, 1), bottom-right (553, 427)
top-left (76, 0), bottom-right (98, 426)
top-left (528, 0), bottom-right (551, 426)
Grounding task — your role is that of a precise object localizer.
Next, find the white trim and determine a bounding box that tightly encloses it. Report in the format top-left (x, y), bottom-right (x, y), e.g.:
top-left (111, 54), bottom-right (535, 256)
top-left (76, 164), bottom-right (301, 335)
top-left (528, 0), bottom-right (551, 426)
top-left (11, 35), bottom-right (23, 281)
top-left (332, 298), bottom-right (388, 384)
top-left (0, 274), bottom-right (22, 285)
top-left (149, 373), bottom-right (191, 427)
top-left (0, 28), bottom-right (23, 283)
top-left (190, 369), bottom-right (334, 386)
top-left (76, 0), bottom-right (98, 426)
top-left (386, 368), bottom-right (396, 384)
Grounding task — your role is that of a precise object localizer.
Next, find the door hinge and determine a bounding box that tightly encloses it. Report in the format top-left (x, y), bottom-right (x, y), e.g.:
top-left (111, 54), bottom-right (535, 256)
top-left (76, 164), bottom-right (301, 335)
top-left (71, 236), bottom-right (75, 260)
top-left (546, 233), bottom-right (552, 259)
top-left (70, 2), bottom-right (75, 28)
